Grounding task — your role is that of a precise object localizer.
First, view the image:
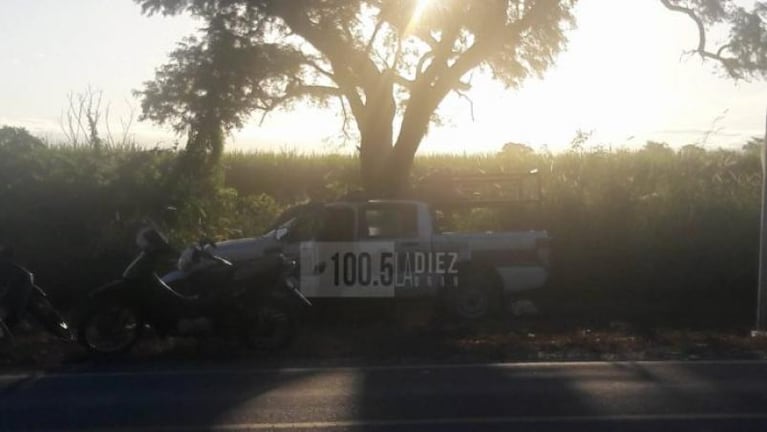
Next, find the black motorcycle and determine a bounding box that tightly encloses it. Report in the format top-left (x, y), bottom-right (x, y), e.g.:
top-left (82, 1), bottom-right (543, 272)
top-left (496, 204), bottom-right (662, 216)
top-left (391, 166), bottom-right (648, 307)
top-left (0, 246), bottom-right (72, 347)
top-left (76, 223), bottom-right (310, 355)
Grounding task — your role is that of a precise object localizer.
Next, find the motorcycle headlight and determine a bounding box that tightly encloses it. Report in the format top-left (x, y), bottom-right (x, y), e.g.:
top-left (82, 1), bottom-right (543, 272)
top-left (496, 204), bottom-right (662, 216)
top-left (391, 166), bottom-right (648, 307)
top-left (177, 247), bottom-right (197, 272)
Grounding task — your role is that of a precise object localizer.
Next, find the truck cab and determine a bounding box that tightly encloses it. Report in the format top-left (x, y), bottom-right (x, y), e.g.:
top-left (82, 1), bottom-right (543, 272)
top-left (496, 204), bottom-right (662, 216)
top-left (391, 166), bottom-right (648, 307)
top-left (208, 197), bottom-right (550, 319)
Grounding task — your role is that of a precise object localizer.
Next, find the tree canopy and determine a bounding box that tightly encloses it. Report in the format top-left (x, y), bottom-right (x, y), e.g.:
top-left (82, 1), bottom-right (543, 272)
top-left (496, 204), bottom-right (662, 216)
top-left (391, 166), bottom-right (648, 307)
top-left (0, 126), bottom-right (45, 151)
top-left (660, 0), bottom-right (767, 80)
top-left (135, 0), bottom-right (767, 196)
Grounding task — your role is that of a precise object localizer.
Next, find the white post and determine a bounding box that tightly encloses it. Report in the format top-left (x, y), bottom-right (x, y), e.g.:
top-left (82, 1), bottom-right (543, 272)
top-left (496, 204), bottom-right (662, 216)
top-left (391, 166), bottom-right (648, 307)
top-left (756, 108), bottom-right (767, 335)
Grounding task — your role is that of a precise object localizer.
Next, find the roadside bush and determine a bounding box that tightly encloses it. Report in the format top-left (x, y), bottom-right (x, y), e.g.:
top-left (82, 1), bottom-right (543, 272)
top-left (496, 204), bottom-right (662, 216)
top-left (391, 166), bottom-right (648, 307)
top-left (0, 127), bottom-right (762, 328)
top-left (413, 146), bottom-right (761, 328)
top-left (0, 133), bottom-right (283, 307)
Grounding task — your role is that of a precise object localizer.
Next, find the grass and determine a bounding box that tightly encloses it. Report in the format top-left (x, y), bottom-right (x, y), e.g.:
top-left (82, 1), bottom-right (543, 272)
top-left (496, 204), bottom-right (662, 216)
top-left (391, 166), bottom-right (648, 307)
top-left (0, 134), bottom-right (763, 330)
top-left (3, 306), bottom-right (767, 371)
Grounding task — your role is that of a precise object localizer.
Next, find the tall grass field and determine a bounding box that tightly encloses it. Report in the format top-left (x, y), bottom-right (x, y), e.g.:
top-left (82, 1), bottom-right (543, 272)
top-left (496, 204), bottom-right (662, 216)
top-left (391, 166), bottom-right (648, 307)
top-left (0, 127), bottom-right (762, 329)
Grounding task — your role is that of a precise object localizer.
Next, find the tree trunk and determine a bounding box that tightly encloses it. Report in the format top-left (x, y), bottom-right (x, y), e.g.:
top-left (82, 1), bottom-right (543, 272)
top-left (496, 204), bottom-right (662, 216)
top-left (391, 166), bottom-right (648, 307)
top-left (360, 133), bottom-right (394, 197)
top-left (385, 103), bottom-right (433, 197)
top-left (358, 73), bottom-right (397, 197)
top-left (358, 127), bottom-right (427, 198)
top-left (357, 73), bottom-right (439, 198)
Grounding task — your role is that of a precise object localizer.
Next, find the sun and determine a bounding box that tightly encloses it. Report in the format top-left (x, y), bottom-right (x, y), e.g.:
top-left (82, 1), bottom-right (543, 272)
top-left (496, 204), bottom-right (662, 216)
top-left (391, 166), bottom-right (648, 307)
top-left (412, 0), bottom-right (432, 22)
top-left (404, 0), bottom-right (433, 35)
top-left (408, 0), bottom-right (432, 30)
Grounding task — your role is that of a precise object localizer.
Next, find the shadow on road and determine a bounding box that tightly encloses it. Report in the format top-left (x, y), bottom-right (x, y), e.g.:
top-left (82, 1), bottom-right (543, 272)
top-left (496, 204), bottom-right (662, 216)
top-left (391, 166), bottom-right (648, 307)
top-left (3, 304), bottom-right (767, 431)
top-left (0, 360), bottom-right (318, 430)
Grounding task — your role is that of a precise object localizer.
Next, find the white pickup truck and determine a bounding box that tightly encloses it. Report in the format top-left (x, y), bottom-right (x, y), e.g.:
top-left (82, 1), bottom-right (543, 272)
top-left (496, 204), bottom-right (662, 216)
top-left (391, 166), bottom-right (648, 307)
top-left (204, 197), bottom-right (551, 320)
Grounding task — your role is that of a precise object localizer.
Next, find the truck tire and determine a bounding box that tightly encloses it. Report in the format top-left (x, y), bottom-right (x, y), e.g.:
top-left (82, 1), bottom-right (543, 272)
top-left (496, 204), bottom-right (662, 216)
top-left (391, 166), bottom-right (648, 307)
top-left (449, 267), bottom-right (502, 321)
top-left (240, 300), bottom-right (297, 351)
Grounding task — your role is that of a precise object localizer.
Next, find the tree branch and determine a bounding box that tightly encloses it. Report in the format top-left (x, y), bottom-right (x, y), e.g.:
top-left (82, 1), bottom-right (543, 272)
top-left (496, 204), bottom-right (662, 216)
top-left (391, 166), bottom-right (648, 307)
top-left (365, 14), bottom-right (385, 55)
top-left (338, 95), bottom-right (354, 141)
top-left (393, 74), bottom-right (414, 89)
top-left (453, 88), bottom-right (476, 122)
top-left (659, 0), bottom-right (741, 79)
top-left (305, 57), bottom-right (335, 80)
top-left (270, 3), bottom-right (382, 132)
top-left (391, 0), bottom-right (544, 170)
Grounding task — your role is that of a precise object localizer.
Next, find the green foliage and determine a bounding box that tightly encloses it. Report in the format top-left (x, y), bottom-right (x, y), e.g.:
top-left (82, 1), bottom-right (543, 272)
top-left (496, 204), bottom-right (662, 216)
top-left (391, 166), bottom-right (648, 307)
top-left (135, 0), bottom-right (576, 192)
top-left (0, 128), bottom-right (284, 305)
top-left (416, 145), bottom-right (761, 327)
top-left (133, 0), bottom-right (767, 194)
top-left (0, 126), bottom-right (45, 150)
top-left (136, 0), bottom-right (575, 125)
top-left (661, 0), bottom-right (767, 80)
top-left (0, 126), bottom-right (763, 327)
top-left (220, 143), bottom-right (763, 327)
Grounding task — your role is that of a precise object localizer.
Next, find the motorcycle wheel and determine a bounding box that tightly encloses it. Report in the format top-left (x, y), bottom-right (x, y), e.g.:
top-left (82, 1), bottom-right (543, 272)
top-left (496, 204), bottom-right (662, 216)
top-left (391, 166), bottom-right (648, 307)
top-left (27, 291), bottom-right (72, 340)
top-left (241, 302), bottom-right (296, 351)
top-left (0, 318), bottom-right (14, 351)
top-left (77, 298), bottom-right (143, 355)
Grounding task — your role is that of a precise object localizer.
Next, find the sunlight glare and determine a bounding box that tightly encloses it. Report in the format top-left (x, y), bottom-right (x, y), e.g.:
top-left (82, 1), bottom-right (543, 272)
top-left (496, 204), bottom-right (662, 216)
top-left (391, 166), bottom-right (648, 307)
top-left (413, 0), bottom-right (431, 20)
top-left (420, 0), bottom-right (691, 154)
top-left (407, 0), bottom-right (432, 33)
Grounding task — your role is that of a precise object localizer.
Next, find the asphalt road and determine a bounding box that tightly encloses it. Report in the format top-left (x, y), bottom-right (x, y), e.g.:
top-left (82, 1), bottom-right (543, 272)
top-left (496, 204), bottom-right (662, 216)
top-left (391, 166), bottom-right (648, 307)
top-left (2, 360), bottom-right (767, 431)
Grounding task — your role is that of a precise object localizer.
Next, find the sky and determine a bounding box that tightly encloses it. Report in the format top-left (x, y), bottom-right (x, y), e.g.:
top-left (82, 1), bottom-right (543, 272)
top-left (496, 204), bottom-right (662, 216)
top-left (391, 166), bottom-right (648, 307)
top-left (1, 0), bottom-right (766, 154)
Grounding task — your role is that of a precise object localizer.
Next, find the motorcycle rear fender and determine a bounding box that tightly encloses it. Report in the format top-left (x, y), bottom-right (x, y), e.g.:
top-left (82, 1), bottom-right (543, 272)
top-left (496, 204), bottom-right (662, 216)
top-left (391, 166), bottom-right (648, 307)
top-left (260, 283), bottom-right (312, 309)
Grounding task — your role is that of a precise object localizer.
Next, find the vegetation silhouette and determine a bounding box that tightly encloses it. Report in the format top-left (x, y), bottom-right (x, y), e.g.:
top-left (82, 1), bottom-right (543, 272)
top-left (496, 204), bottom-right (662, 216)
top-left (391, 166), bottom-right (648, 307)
top-left (135, 0), bottom-right (766, 196)
top-left (0, 129), bottom-right (761, 328)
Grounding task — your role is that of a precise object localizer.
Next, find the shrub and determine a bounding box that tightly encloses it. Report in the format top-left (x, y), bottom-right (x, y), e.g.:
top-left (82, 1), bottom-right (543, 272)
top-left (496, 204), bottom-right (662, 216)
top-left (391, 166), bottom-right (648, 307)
top-left (0, 126), bottom-right (762, 328)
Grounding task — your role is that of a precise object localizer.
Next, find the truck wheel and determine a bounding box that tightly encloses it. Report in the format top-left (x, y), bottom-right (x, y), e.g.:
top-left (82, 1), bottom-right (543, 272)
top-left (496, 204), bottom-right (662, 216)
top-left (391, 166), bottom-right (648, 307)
top-left (240, 302), bottom-right (297, 351)
top-left (450, 270), bottom-right (501, 321)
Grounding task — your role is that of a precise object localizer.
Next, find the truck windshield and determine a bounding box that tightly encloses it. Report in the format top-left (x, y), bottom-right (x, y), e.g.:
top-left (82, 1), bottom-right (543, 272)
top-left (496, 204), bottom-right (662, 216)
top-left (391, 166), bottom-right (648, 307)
top-left (361, 204), bottom-right (418, 239)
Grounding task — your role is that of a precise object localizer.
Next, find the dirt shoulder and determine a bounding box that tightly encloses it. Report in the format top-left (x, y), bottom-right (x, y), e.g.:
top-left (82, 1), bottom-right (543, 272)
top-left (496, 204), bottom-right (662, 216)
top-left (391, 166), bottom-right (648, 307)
top-left (3, 313), bottom-right (767, 372)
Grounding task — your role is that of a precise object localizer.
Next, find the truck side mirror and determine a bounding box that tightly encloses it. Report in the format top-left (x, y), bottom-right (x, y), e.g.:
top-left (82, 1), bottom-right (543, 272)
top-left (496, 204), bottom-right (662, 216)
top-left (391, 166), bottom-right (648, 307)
top-left (275, 227), bottom-right (289, 241)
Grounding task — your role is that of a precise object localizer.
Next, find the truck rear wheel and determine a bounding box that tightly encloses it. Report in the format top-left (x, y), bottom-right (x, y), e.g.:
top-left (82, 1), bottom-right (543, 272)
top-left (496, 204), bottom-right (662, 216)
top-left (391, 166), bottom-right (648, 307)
top-left (240, 301), bottom-right (297, 351)
top-left (449, 269), bottom-right (502, 321)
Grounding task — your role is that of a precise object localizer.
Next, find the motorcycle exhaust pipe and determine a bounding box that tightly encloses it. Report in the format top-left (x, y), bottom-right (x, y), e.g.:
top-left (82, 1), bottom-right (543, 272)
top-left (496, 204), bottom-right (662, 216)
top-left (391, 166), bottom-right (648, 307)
top-left (285, 277), bottom-right (312, 307)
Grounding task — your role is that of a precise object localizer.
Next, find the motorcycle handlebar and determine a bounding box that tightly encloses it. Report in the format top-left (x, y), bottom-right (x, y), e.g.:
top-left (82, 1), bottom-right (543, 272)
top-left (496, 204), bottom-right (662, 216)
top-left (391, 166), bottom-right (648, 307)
top-left (201, 249), bottom-right (233, 267)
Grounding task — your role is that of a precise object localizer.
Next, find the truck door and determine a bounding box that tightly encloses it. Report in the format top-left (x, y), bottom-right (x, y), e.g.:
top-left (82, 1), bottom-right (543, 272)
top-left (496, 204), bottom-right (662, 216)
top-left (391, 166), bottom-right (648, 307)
top-left (298, 205), bottom-right (376, 298)
top-left (358, 203), bottom-right (435, 297)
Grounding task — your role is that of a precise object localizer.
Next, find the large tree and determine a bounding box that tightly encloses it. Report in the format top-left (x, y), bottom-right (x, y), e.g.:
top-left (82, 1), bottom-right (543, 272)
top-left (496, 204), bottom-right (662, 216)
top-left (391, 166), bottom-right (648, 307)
top-left (137, 0), bottom-right (575, 195)
top-left (136, 0), bottom-right (767, 196)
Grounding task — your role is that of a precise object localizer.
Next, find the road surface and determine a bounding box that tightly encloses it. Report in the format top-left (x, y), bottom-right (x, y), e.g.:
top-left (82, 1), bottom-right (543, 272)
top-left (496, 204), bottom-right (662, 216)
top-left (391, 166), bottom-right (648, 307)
top-left (2, 360), bottom-right (767, 431)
